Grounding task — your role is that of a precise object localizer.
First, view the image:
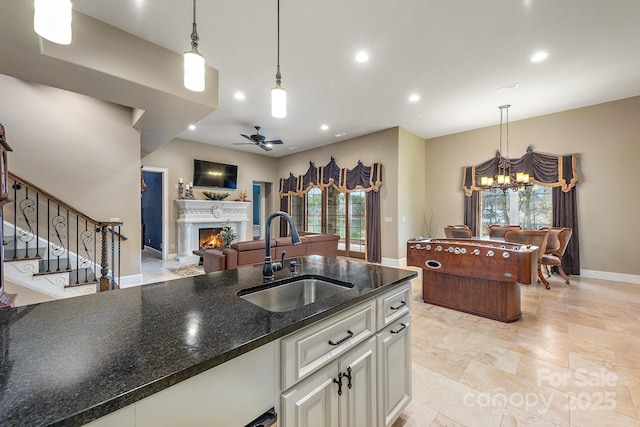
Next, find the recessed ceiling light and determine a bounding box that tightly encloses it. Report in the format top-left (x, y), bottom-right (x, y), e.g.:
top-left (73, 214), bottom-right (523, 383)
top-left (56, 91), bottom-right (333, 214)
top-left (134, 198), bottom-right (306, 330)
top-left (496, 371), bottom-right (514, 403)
top-left (335, 132), bottom-right (346, 137)
top-left (321, 124), bottom-right (329, 131)
top-left (530, 51), bottom-right (548, 63)
top-left (355, 52), bottom-right (369, 63)
top-left (288, 146), bottom-right (298, 150)
top-left (188, 124), bottom-right (196, 130)
top-left (409, 94), bottom-right (420, 102)
top-left (234, 91), bottom-right (246, 100)
top-left (495, 83), bottom-right (519, 94)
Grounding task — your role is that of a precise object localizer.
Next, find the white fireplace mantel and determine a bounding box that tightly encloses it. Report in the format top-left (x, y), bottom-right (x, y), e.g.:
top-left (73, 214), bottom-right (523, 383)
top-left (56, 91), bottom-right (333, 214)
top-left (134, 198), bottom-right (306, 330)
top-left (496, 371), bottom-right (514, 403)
top-left (175, 199), bottom-right (250, 261)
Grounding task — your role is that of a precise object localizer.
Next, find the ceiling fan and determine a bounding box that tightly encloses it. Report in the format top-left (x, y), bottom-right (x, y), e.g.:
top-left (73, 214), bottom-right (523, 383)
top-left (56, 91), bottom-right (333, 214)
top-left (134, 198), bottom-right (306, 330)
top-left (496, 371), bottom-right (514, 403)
top-left (234, 126), bottom-right (284, 151)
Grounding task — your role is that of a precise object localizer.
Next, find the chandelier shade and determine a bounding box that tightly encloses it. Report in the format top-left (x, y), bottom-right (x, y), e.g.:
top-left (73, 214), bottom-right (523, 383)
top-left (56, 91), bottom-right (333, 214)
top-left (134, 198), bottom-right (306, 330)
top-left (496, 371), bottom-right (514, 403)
top-left (33, 0), bottom-right (72, 45)
top-left (183, 0), bottom-right (205, 92)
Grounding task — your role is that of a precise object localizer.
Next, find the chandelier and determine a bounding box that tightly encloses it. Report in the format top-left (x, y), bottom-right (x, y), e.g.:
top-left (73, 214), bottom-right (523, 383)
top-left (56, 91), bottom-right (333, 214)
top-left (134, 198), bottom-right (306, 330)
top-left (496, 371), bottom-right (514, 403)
top-left (480, 104), bottom-right (531, 192)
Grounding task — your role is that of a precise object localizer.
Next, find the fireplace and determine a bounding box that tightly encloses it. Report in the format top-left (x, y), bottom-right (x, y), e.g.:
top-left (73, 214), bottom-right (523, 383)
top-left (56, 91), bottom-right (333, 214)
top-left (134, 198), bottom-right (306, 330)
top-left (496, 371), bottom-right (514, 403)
top-left (175, 199), bottom-right (250, 262)
top-left (199, 227), bottom-right (223, 249)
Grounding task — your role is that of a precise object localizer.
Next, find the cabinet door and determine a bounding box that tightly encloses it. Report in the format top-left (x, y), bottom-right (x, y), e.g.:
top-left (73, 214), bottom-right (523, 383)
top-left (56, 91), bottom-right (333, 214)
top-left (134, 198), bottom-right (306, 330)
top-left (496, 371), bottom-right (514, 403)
top-left (377, 316), bottom-right (412, 427)
top-left (282, 362), bottom-right (340, 427)
top-left (339, 336), bottom-right (377, 427)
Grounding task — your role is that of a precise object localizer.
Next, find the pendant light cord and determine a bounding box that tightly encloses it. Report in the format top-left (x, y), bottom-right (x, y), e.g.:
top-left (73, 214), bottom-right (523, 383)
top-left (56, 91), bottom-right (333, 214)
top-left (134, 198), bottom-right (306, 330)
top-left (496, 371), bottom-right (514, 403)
top-left (191, 0), bottom-right (199, 51)
top-left (275, 0), bottom-right (281, 83)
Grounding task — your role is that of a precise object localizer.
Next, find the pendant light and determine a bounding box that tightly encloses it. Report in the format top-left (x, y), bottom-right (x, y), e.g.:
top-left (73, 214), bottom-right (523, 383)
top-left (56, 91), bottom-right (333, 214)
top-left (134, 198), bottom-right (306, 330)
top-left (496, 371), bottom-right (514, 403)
top-left (33, 0), bottom-right (72, 45)
top-left (183, 0), bottom-right (205, 92)
top-left (271, 0), bottom-right (287, 118)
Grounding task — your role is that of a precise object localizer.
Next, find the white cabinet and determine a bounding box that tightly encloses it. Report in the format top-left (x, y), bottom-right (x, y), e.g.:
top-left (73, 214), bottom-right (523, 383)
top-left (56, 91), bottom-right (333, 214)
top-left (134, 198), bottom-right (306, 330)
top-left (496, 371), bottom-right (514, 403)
top-left (377, 315), bottom-right (411, 427)
top-left (281, 337), bottom-right (376, 427)
top-left (280, 281), bottom-right (412, 427)
top-left (338, 337), bottom-right (377, 427)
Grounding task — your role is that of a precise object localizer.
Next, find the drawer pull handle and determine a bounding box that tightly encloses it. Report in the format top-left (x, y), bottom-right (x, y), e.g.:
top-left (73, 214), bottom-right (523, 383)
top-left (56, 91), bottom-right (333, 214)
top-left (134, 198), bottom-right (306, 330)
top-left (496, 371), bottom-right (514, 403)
top-left (333, 372), bottom-right (344, 396)
top-left (328, 330), bottom-right (354, 346)
top-left (390, 323), bottom-right (408, 334)
top-left (390, 301), bottom-right (406, 310)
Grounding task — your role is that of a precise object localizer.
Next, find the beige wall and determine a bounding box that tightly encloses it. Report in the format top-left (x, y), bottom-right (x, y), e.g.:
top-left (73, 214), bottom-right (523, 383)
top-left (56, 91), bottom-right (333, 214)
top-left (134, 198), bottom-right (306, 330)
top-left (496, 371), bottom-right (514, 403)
top-left (276, 128), bottom-right (401, 260)
top-left (398, 127), bottom-right (427, 258)
top-left (142, 138), bottom-right (279, 254)
top-left (0, 75), bottom-right (141, 276)
top-left (425, 96), bottom-right (640, 276)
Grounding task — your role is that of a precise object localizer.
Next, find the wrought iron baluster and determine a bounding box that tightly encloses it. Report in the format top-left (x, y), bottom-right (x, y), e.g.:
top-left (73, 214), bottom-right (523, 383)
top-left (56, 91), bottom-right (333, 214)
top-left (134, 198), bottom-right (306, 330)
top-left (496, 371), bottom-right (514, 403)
top-left (75, 213), bottom-right (79, 285)
top-left (46, 198), bottom-right (50, 272)
top-left (36, 193), bottom-right (40, 258)
top-left (117, 225), bottom-right (122, 289)
top-left (111, 226), bottom-right (115, 289)
top-left (12, 179), bottom-right (17, 259)
top-left (66, 208), bottom-right (70, 270)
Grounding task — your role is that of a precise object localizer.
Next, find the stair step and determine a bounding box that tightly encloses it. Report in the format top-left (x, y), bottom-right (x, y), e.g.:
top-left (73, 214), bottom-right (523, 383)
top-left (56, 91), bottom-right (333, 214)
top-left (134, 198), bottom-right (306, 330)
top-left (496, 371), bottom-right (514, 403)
top-left (3, 247), bottom-right (46, 261)
top-left (36, 259), bottom-right (75, 274)
top-left (67, 268), bottom-right (98, 287)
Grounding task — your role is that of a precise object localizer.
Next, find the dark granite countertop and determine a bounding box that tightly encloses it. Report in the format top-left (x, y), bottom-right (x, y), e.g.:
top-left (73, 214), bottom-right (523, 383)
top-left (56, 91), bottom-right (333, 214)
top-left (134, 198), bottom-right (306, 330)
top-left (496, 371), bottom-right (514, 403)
top-left (0, 256), bottom-right (416, 426)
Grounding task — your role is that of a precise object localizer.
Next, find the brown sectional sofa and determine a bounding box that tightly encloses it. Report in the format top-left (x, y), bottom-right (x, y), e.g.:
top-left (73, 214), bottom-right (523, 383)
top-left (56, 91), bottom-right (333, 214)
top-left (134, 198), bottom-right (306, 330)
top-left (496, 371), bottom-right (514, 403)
top-left (203, 232), bottom-right (339, 273)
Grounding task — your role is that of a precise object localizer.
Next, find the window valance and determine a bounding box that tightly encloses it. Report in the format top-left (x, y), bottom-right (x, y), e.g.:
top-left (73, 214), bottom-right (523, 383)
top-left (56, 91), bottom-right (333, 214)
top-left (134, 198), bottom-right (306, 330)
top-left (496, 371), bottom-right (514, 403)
top-left (279, 157), bottom-right (383, 197)
top-left (462, 148), bottom-right (579, 197)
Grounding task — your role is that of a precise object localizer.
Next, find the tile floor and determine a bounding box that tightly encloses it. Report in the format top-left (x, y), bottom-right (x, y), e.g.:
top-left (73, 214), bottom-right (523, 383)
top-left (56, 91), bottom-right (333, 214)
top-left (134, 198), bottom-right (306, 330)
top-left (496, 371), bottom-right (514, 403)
top-left (394, 269), bottom-right (640, 427)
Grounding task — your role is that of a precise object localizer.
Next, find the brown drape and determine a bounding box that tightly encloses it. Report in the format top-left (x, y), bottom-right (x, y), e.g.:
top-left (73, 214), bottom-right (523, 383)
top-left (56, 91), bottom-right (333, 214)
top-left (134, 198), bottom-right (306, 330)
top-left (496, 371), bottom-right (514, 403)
top-left (552, 186), bottom-right (580, 275)
top-left (463, 190), bottom-right (479, 237)
top-left (366, 190), bottom-right (381, 263)
top-left (279, 195), bottom-right (289, 237)
top-left (299, 161), bottom-right (319, 194)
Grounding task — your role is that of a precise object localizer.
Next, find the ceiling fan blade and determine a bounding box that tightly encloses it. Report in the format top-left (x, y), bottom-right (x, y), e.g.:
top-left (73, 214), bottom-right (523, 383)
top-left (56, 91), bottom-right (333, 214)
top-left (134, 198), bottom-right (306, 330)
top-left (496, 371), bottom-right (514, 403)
top-left (265, 139), bottom-right (284, 144)
top-left (240, 134), bottom-right (255, 142)
top-left (233, 142), bottom-right (258, 145)
top-left (259, 144), bottom-right (273, 151)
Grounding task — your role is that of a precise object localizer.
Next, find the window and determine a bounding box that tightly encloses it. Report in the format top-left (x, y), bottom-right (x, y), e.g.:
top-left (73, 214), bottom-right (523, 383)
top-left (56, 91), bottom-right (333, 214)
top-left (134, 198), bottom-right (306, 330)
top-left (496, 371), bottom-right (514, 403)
top-left (292, 186), bottom-right (366, 259)
top-left (480, 185), bottom-right (552, 235)
top-left (305, 187), bottom-right (322, 233)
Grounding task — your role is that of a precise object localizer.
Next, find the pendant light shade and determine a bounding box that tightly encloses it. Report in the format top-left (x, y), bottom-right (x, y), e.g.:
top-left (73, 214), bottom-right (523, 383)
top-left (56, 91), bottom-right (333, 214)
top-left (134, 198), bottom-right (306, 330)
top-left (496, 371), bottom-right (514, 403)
top-left (184, 0), bottom-right (205, 92)
top-left (271, 0), bottom-right (287, 118)
top-left (33, 0), bottom-right (72, 45)
top-left (271, 82), bottom-right (287, 118)
top-left (184, 50), bottom-right (205, 92)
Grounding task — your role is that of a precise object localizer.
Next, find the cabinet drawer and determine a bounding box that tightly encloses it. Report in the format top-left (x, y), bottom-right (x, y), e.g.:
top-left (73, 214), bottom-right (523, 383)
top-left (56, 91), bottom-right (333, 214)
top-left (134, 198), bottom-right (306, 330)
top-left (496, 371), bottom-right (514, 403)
top-left (281, 300), bottom-right (376, 390)
top-left (376, 282), bottom-right (411, 330)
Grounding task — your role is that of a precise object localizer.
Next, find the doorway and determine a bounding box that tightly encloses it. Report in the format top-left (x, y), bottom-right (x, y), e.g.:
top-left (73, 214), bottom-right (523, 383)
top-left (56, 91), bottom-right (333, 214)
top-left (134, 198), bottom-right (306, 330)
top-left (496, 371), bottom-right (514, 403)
top-left (252, 181), bottom-right (273, 240)
top-left (141, 166), bottom-right (169, 260)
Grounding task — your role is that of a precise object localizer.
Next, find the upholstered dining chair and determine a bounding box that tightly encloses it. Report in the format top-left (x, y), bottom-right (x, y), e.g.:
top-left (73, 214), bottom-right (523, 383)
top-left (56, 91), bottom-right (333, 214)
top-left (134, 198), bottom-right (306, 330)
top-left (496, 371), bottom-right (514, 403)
top-left (489, 224), bottom-right (522, 240)
top-left (504, 229), bottom-right (550, 289)
top-left (444, 225), bottom-right (472, 239)
top-left (540, 227), bottom-right (573, 284)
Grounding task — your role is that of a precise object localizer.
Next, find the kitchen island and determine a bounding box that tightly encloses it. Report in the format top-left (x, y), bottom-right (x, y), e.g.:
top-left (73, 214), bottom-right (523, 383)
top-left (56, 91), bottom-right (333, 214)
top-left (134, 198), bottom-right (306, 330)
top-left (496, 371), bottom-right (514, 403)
top-left (0, 256), bottom-right (417, 426)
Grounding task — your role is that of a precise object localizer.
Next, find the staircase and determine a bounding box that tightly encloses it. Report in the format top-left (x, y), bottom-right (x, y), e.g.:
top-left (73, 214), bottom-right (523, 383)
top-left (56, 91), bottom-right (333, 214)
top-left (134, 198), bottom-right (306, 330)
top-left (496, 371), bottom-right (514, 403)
top-left (2, 172), bottom-right (125, 301)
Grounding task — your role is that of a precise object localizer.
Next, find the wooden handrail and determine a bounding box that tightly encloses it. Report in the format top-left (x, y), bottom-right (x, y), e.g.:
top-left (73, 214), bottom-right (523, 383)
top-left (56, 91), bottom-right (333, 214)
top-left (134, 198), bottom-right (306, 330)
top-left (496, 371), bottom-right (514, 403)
top-left (8, 172), bottom-right (128, 240)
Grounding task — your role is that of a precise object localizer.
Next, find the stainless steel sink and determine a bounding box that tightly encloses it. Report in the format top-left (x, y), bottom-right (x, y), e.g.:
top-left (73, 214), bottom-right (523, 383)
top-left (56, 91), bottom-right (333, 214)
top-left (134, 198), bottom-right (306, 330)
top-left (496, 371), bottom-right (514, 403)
top-left (238, 277), bottom-right (353, 312)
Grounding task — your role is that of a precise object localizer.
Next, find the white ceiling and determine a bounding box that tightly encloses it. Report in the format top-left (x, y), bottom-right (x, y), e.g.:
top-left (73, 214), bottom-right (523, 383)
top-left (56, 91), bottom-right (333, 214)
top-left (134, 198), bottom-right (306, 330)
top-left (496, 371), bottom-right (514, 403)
top-left (73, 0), bottom-right (640, 157)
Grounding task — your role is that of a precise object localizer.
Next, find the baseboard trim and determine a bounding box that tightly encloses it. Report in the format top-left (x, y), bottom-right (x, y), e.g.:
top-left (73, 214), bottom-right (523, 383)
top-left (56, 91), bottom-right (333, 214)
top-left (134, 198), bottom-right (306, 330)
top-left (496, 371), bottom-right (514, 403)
top-left (381, 257), bottom-right (406, 267)
top-left (580, 269), bottom-right (640, 285)
top-left (119, 274), bottom-right (144, 288)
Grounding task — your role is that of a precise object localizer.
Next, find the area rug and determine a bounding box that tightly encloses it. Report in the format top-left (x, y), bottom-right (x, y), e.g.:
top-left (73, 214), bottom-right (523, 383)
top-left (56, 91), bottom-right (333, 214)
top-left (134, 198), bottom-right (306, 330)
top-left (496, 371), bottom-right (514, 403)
top-left (165, 264), bottom-right (205, 278)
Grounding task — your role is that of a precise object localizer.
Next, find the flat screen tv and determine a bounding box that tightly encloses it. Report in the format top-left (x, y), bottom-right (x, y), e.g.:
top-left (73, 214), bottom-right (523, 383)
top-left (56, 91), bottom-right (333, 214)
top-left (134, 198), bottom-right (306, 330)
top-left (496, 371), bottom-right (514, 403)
top-left (193, 159), bottom-right (238, 189)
